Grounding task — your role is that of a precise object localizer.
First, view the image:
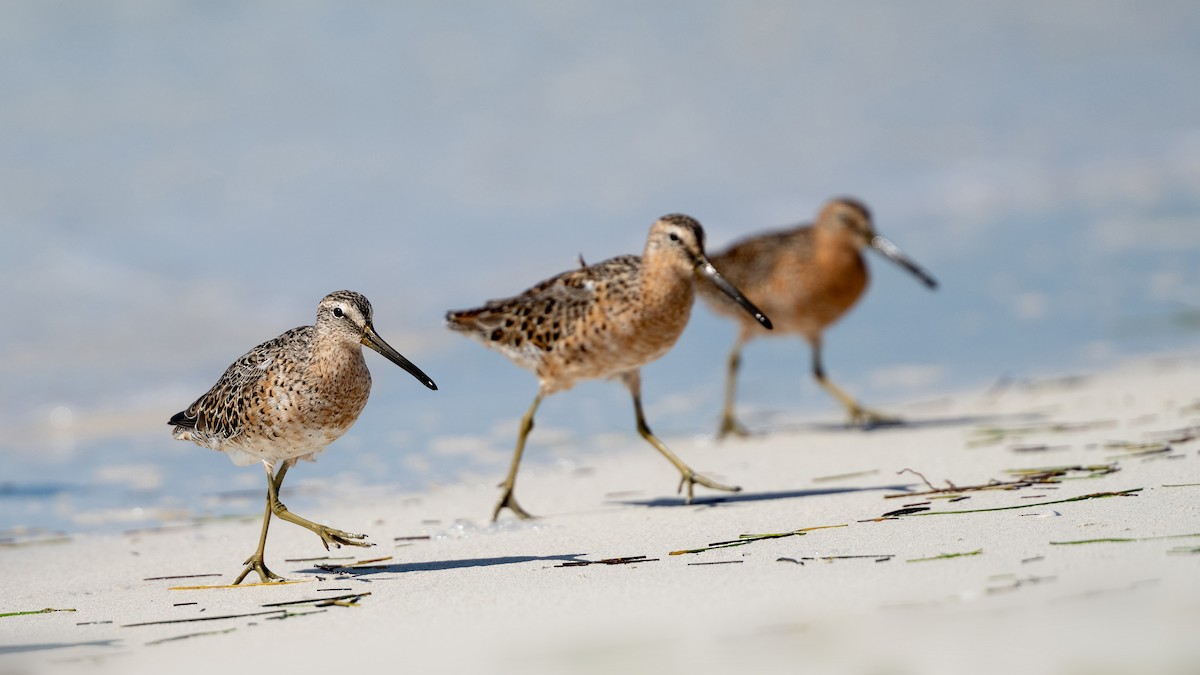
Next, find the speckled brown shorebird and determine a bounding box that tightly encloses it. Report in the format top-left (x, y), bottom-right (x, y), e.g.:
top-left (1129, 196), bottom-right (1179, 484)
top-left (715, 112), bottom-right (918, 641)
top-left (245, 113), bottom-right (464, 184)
top-left (447, 214), bottom-right (773, 521)
top-left (170, 290), bottom-right (437, 584)
top-left (700, 198), bottom-right (937, 437)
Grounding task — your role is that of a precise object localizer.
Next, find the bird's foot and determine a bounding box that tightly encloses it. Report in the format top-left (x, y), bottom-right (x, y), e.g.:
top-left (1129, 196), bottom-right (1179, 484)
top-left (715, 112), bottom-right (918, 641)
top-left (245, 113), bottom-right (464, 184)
top-left (270, 501), bottom-right (372, 550)
top-left (676, 471), bottom-right (741, 504)
top-left (847, 405), bottom-right (902, 429)
top-left (492, 487), bottom-right (535, 522)
top-left (309, 524), bottom-right (372, 550)
top-left (716, 415), bottom-right (751, 440)
top-left (234, 554), bottom-right (285, 585)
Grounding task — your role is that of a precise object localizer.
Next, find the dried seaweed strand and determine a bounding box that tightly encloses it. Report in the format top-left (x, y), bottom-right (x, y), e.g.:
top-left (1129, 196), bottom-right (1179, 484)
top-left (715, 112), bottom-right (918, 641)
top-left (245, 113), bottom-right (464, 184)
top-left (1146, 426), bottom-right (1198, 443)
top-left (886, 464), bottom-right (1119, 499)
top-left (265, 608), bottom-right (329, 619)
top-left (1104, 440), bottom-right (1168, 450)
top-left (261, 592), bottom-right (372, 608)
top-left (812, 469), bottom-right (880, 483)
top-left (669, 523), bottom-right (847, 556)
top-left (969, 419), bottom-right (1118, 446)
top-left (778, 554), bottom-right (894, 564)
top-left (896, 489), bottom-right (1141, 517)
top-left (555, 555), bottom-right (657, 567)
top-left (881, 506), bottom-right (930, 517)
top-left (145, 627), bottom-right (237, 646)
top-left (0, 536), bottom-right (72, 548)
top-left (1168, 546), bottom-right (1200, 555)
top-left (897, 468), bottom-right (940, 491)
top-left (1006, 464), bottom-right (1119, 477)
top-left (144, 573), bottom-right (222, 581)
top-left (348, 556), bottom-right (392, 566)
top-left (123, 609), bottom-right (286, 627)
top-left (312, 552), bottom-right (396, 566)
top-left (1050, 532), bottom-right (1200, 546)
top-left (169, 579), bottom-right (310, 590)
top-left (907, 549), bottom-right (983, 563)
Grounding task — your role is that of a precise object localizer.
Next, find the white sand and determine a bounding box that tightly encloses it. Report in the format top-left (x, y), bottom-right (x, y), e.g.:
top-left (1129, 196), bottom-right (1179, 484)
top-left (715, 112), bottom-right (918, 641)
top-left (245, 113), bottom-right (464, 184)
top-left (4, 353), bottom-right (1200, 675)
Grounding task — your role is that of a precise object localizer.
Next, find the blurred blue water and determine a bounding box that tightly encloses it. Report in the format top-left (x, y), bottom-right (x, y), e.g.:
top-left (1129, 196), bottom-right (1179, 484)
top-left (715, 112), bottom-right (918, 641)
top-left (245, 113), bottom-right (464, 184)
top-left (2, 2), bottom-right (1199, 536)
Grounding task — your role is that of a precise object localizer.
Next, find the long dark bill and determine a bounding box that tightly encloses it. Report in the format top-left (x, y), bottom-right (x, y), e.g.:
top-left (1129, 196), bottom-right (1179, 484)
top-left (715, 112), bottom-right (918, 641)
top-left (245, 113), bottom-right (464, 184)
top-left (870, 236), bottom-right (938, 289)
top-left (362, 326), bottom-right (438, 390)
top-left (698, 260), bottom-right (773, 330)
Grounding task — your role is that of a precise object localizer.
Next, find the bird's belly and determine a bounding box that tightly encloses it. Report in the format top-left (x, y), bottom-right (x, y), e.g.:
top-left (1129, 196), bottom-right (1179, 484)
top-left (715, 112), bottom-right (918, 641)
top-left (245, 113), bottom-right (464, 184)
top-left (222, 423), bottom-right (353, 466)
top-left (216, 385), bottom-right (369, 466)
top-left (749, 273), bottom-right (865, 337)
top-left (537, 322), bottom-right (680, 392)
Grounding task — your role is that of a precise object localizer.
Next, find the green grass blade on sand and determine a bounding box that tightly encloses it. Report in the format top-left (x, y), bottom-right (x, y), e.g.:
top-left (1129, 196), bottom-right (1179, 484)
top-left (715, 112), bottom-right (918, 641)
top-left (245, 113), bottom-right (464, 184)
top-left (0, 608), bottom-right (76, 618)
top-left (1051, 533), bottom-right (1200, 546)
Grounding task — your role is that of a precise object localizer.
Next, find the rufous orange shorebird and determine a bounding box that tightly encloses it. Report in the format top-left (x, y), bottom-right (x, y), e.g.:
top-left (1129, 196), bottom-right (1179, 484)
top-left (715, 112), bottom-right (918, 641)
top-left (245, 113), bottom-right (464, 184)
top-left (447, 214), bottom-right (773, 521)
top-left (700, 198), bottom-right (937, 438)
top-left (169, 290), bottom-right (437, 584)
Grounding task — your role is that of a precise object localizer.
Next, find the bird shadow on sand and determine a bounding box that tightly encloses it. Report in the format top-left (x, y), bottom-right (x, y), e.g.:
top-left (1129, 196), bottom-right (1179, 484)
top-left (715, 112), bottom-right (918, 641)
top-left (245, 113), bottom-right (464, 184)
top-left (299, 553), bottom-right (587, 577)
top-left (614, 483), bottom-right (915, 510)
top-left (740, 410), bottom-right (1048, 436)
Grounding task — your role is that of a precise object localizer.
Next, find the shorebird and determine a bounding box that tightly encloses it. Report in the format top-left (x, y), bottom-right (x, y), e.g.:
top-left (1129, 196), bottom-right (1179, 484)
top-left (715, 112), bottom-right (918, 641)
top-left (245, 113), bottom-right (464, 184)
top-left (169, 290), bottom-right (437, 584)
top-left (700, 198), bottom-right (937, 437)
top-left (447, 214), bottom-right (773, 521)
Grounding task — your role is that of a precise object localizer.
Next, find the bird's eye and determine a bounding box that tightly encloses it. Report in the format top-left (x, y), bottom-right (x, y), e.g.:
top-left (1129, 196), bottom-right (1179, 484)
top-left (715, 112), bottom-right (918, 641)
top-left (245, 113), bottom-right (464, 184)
top-left (333, 306), bottom-right (345, 318)
top-left (668, 232), bottom-right (681, 243)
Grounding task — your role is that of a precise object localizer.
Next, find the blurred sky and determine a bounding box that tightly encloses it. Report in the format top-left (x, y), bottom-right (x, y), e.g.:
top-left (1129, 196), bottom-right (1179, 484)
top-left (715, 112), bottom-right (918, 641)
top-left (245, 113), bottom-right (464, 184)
top-left (2, 1), bottom-right (1199, 533)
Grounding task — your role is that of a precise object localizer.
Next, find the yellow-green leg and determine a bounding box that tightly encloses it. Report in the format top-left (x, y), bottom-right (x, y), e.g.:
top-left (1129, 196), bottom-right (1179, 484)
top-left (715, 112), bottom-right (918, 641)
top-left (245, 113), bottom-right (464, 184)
top-left (716, 333), bottom-right (751, 439)
top-left (624, 371), bottom-right (741, 502)
top-left (810, 337), bottom-right (898, 428)
top-left (267, 460), bottom-right (371, 549)
top-left (233, 461), bottom-right (286, 584)
top-left (493, 393), bottom-right (542, 522)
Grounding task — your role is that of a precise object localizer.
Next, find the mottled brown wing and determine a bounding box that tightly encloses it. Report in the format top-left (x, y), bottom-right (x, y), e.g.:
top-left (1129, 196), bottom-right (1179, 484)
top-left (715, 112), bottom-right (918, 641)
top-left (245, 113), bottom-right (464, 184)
top-left (169, 326), bottom-right (313, 441)
top-left (447, 255), bottom-right (640, 368)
